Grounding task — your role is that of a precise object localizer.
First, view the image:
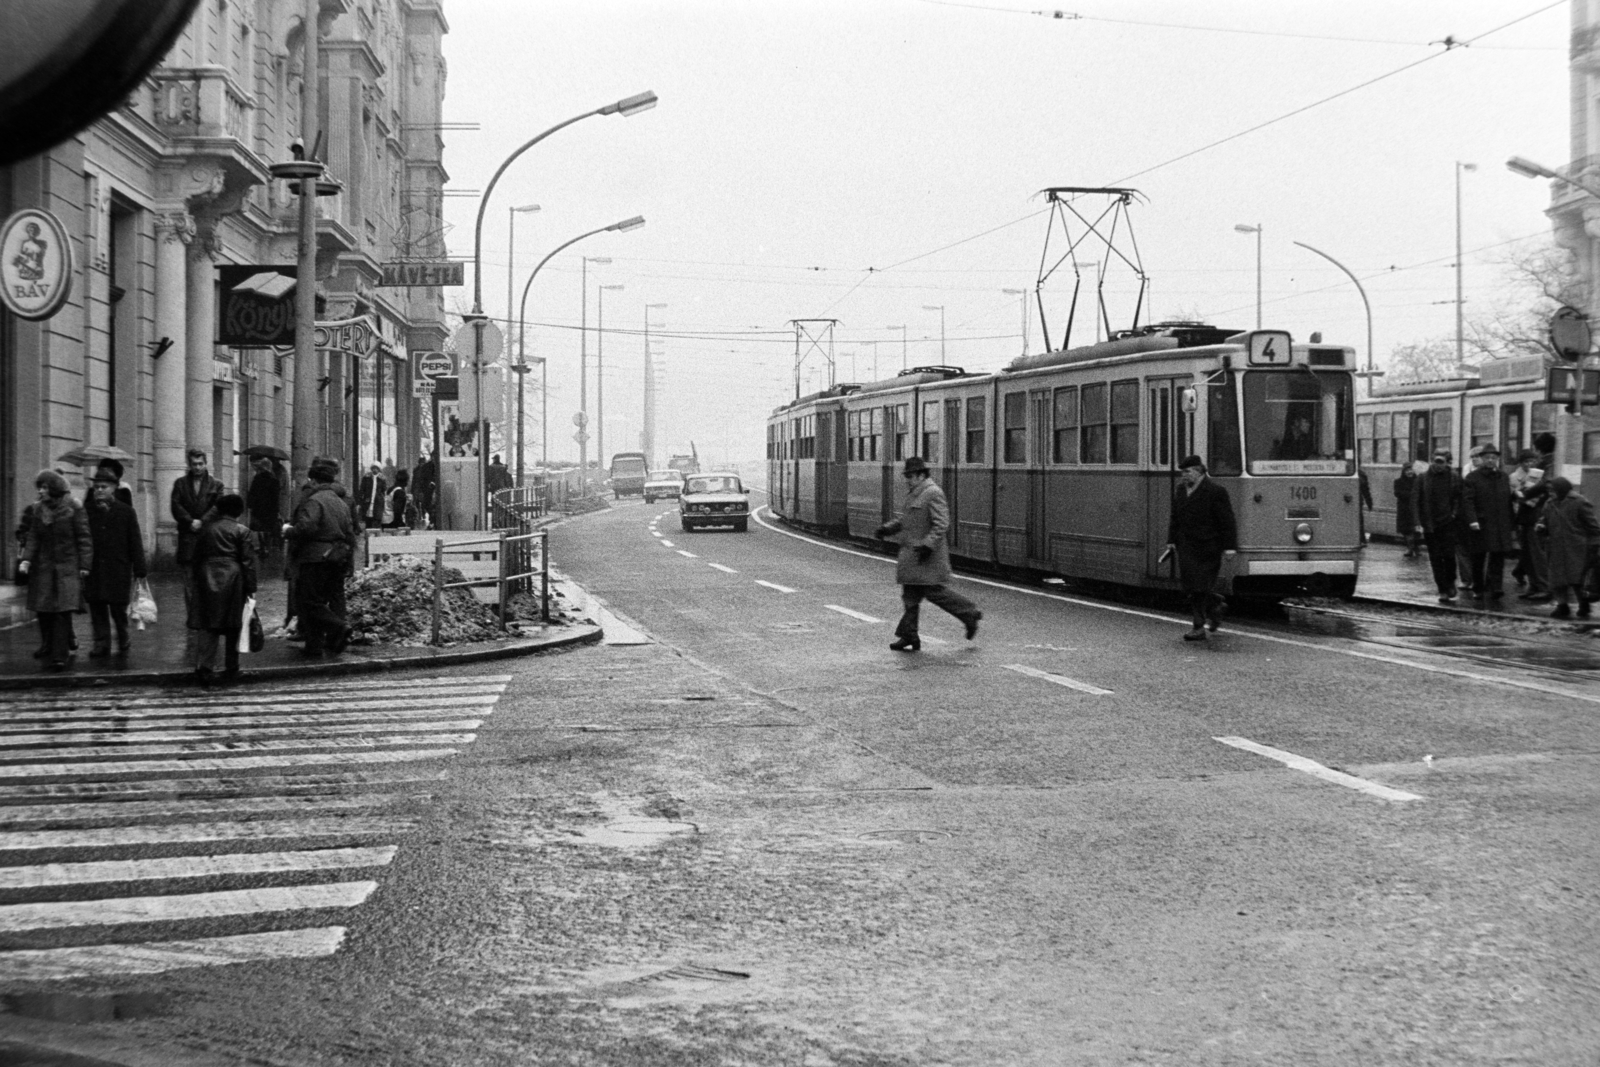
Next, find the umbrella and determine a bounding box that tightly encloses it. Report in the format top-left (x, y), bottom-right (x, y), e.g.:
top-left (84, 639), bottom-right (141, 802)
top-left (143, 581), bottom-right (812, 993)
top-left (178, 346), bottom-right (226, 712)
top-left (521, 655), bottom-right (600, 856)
top-left (242, 444), bottom-right (289, 460)
top-left (56, 444), bottom-right (134, 465)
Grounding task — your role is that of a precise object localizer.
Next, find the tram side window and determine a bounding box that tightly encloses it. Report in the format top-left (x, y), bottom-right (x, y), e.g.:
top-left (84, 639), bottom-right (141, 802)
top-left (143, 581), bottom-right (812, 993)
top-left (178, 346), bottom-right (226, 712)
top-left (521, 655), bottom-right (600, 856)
top-left (921, 400), bottom-right (940, 462)
top-left (1356, 413), bottom-right (1374, 464)
top-left (1110, 379), bottom-right (1140, 464)
top-left (1586, 431), bottom-right (1600, 463)
top-left (868, 408), bottom-right (882, 462)
top-left (767, 423), bottom-right (775, 461)
top-left (1154, 385), bottom-right (1175, 467)
top-left (1003, 392), bottom-right (1027, 463)
top-left (1430, 408), bottom-right (1452, 460)
top-left (1469, 405), bottom-right (1494, 451)
top-left (1532, 402), bottom-right (1559, 438)
top-left (1053, 386), bottom-right (1079, 463)
top-left (965, 396), bottom-right (987, 463)
top-left (1372, 412), bottom-right (1390, 463)
top-left (1500, 404), bottom-right (1523, 457)
top-left (1207, 375), bottom-right (1242, 476)
top-left (1080, 383), bottom-right (1108, 464)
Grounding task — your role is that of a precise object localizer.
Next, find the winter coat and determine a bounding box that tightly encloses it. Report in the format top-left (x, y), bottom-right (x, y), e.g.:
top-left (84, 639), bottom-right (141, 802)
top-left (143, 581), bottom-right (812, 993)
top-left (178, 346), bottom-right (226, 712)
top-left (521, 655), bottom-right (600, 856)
top-left (84, 498), bottom-right (147, 603)
top-left (247, 469), bottom-right (281, 527)
top-left (171, 473), bottom-right (224, 564)
top-left (387, 486), bottom-right (409, 527)
top-left (190, 517), bottom-right (257, 632)
top-left (356, 474), bottom-right (388, 524)
top-left (1416, 467), bottom-right (1462, 534)
top-left (1539, 492), bottom-right (1600, 589)
top-left (1167, 476), bottom-right (1239, 595)
top-left (22, 495), bottom-right (93, 613)
top-left (880, 478), bottom-right (954, 585)
top-left (1392, 471), bottom-right (1418, 533)
top-left (1461, 467), bottom-right (1515, 553)
top-left (289, 484), bottom-right (358, 566)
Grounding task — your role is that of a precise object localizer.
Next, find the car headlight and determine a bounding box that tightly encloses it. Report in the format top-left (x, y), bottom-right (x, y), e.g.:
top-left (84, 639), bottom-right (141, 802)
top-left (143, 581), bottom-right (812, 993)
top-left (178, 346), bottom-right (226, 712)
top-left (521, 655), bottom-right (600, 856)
top-left (1294, 522), bottom-right (1313, 544)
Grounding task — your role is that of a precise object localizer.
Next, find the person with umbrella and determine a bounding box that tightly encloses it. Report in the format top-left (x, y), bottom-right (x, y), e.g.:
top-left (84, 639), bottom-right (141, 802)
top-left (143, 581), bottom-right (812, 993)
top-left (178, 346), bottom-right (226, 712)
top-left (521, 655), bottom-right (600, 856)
top-left (246, 454), bottom-right (282, 557)
top-left (18, 470), bottom-right (93, 670)
top-left (84, 466), bottom-right (147, 657)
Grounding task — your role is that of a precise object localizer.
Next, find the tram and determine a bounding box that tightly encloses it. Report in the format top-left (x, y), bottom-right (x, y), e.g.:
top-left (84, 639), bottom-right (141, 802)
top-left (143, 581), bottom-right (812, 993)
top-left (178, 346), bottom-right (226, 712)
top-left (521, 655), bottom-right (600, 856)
top-left (1354, 355), bottom-right (1600, 538)
top-left (768, 323), bottom-right (1363, 600)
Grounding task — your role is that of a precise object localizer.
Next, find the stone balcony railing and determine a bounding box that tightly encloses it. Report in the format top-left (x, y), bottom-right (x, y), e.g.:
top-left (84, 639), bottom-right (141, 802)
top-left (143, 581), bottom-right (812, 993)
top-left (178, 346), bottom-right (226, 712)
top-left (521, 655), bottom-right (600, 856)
top-left (152, 67), bottom-right (255, 147)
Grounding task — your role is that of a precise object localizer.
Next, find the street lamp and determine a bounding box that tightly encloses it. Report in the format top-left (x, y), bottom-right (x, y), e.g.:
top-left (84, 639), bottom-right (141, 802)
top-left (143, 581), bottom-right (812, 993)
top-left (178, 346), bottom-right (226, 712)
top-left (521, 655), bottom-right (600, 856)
top-left (644, 303), bottom-right (667, 464)
top-left (506, 204), bottom-right (540, 349)
top-left (579, 254), bottom-right (613, 495)
top-left (1455, 161), bottom-right (1477, 368)
top-left (1292, 241), bottom-right (1376, 398)
top-left (922, 305), bottom-right (945, 362)
top-left (513, 216), bottom-right (644, 489)
top-left (597, 282), bottom-right (624, 473)
top-left (1234, 223), bottom-right (1262, 329)
top-left (1002, 287), bottom-right (1029, 356)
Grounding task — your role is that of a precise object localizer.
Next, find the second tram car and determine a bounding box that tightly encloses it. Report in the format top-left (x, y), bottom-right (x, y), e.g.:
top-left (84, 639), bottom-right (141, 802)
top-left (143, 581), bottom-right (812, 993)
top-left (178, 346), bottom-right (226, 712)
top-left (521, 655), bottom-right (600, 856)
top-left (768, 324), bottom-right (1363, 599)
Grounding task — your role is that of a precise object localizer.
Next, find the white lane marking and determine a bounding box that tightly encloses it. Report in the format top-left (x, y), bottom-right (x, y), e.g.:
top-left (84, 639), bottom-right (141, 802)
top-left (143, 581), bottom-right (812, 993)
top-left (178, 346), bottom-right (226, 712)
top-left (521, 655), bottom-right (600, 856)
top-left (660, 540), bottom-right (675, 547)
top-left (1, 734), bottom-right (476, 764)
top-left (707, 563), bottom-right (738, 574)
top-left (0, 881), bottom-right (377, 934)
top-left (652, 531), bottom-right (662, 538)
top-left (677, 550), bottom-right (698, 558)
top-left (0, 792), bottom-right (415, 827)
top-left (1002, 663), bottom-right (1113, 695)
top-left (0, 708), bottom-right (495, 735)
top-left (752, 506), bottom-right (1600, 707)
top-left (0, 927), bottom-right (349, 982)
top-left (0, 847), bottom-right (398, 890)
top-left (0, 721), bottom-right (483, 749)
top-left (754, 580), bottom-right (797, 594)
top-left (0, 816), bottom-right (418, 852)
top-left (826, 605), bottom-right (884, 624)
top-left (0, 749), bottom-right (460, 780)
top-left (0, 770), bottom-right (444, 803)
top-left (1215, 736), bottom-right (1423, 802)
top-left (0, 693), bottom-right (504, 720)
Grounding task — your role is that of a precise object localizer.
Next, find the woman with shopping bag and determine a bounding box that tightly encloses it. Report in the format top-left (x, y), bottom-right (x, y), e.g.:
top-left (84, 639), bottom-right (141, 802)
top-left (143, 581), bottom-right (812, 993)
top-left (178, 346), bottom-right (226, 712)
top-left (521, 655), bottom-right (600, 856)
top-left (189, 493), bottom-right (257, 684)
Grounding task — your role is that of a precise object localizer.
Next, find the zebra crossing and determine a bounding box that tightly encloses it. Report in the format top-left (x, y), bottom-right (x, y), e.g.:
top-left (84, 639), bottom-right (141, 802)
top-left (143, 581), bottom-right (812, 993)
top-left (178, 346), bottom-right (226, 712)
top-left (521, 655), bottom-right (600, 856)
top-left (0, 674), bottom-right (509, 983)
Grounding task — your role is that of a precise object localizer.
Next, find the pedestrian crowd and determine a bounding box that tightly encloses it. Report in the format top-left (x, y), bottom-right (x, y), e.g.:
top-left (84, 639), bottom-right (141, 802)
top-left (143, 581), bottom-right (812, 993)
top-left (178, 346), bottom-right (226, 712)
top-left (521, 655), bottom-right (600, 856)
top-left (1406, 433), bottom-right (1600, 617)
top-left (13, 447), bottom-right (448, 681)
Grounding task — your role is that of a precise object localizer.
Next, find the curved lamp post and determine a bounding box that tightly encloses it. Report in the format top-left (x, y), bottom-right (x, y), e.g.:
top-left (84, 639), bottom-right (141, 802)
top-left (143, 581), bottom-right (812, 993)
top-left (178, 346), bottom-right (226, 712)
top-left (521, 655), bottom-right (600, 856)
top-left (1293, 240), bottom-right (1375, 396)
top-left (1235, 223), bottom-right (1262, 328)
top-left (514, 216), bottom-right (646, 488)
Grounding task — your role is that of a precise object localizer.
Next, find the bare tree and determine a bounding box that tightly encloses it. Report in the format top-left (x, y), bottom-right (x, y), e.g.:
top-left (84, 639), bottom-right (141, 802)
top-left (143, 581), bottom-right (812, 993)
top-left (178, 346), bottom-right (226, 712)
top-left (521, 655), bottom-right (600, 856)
top-left (1387, 337), bottom-right (1463, 383)
top-left (1466, 240), bottom-right (1588, 363)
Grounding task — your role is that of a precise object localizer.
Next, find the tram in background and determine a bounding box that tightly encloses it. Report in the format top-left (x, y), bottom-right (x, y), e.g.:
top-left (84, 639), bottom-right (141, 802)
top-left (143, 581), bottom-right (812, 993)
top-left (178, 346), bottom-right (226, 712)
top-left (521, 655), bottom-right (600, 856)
top-left (1355, 355), bottom-right (1600, 539)
top-left (768, 324), bottom-right (1363, 600)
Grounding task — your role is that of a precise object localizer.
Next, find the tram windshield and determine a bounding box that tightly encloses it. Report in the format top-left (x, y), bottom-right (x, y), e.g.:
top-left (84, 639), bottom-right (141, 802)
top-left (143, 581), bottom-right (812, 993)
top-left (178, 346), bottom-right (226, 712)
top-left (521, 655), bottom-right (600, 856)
top-left (1242, 369), bottom-right (1354, 475)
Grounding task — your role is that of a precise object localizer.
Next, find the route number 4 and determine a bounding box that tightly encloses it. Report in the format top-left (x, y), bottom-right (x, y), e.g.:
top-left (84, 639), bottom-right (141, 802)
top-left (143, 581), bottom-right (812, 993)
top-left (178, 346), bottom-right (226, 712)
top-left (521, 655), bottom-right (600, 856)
top-left (1247, 330), bottom-right (1293, 366)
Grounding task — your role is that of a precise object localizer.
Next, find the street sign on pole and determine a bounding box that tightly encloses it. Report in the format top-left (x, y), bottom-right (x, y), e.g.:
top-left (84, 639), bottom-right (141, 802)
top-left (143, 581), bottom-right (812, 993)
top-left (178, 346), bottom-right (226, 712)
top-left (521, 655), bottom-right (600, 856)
top-left (451, 321), bottom-right (503, 364)
top-left (1550, 306), bottom-right (1592, 363)
top-left (1546, 366), bottom-right (1600, 411)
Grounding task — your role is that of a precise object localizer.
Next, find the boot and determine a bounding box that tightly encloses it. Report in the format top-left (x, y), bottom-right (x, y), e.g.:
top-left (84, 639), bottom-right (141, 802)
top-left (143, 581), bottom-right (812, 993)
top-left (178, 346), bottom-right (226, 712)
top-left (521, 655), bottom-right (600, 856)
top-left (1551, 602), bottom-right (1572, 619)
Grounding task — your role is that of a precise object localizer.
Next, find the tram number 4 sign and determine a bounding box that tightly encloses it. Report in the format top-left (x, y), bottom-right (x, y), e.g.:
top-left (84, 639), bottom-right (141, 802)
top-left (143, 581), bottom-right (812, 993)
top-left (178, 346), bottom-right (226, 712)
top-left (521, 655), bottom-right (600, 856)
top-left (1245, 330), bottom-right (1293, 367)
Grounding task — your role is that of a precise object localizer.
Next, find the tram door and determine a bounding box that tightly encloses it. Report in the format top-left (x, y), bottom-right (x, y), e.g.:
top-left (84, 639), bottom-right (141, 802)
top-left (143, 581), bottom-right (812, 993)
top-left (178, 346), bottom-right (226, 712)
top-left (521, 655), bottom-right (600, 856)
top-left (1408, 411), bottom-right (1431, 465)
top-left (1145, 379), bottom-right (1192, 577)
top-left (943, 399), bottom-right (962, 543)
top-left (1027, 390), bottom-right (1051, 561)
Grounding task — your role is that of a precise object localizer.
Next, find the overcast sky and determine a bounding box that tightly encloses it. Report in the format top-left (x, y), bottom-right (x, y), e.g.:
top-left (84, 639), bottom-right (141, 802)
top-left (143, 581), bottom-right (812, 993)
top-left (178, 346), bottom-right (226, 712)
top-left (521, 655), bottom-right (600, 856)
top-left (437, 0), bottom-right (1568, 469)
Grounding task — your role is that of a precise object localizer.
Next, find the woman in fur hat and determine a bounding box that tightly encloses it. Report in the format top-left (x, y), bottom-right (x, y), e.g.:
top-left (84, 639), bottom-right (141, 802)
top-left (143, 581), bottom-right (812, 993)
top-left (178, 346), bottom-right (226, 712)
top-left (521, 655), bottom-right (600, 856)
top-left (17, 470), bottom-right (93, 670)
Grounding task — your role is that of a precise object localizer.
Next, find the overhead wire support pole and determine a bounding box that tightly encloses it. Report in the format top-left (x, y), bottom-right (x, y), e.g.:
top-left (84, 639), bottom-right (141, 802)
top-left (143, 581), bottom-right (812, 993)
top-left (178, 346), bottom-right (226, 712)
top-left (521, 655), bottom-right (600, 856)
top-left (790, 319), bottom-right (839, 397)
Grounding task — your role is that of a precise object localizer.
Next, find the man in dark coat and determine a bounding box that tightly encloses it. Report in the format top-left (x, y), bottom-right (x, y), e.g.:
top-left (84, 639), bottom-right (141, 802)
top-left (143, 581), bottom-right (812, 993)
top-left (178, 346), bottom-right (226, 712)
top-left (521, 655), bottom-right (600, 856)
top-left (486, 454), bottom-right (513, 495)
top-left (171, 447), bottom-right (224, 660)
top-left (1416, 450), bottom-right (1464, 602)
top-left (84, 468), bottom-right (147, 657)
top-left (246, 456), bottom-right (282, 557)
top-left (1393, 463), bottom-right (1420, 559)
top-left (285, 462), bottom-right (357, 658)
top-left (874, 456), bottom-right (981, 651)
top-left (412, 453), bottom-right (437, 529)
top-left (1462, 443), bottom-right (1515, 603)
top-left (1537, 477), bottom-right (1600, 619)
top-left (1165, 454), bottom-right (1238, 642)
top-left (356, 464), bottom-right (387, 529)
top-left (190, 493), bottom-right (257, 683)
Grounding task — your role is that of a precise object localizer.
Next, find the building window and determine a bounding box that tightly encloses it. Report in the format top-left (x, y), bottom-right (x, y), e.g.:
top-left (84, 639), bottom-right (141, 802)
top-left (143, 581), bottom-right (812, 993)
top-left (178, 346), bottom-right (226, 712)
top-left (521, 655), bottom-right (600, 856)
top-left (1110, 379), bottom-right (1139, 463)
top-left (1053, 386), bottom-right (1078, 463)
top-left (965, 396), bottom-right (986, 464)
top-left (1080, 383), bottom-right (1108, 464)
top-left (1003, 391), bottom-right (1027, 463)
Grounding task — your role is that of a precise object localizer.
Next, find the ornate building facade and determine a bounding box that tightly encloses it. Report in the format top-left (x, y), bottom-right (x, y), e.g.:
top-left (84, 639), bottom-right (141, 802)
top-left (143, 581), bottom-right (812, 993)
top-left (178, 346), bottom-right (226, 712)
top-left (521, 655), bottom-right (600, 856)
top-left (0, 0), bottom-right (451, 563)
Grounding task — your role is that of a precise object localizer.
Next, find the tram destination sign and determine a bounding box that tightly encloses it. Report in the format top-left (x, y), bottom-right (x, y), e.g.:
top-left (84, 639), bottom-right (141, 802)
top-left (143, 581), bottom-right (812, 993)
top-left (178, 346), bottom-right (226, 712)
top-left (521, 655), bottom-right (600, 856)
top-left (380, 261), bottom-right (464, 288)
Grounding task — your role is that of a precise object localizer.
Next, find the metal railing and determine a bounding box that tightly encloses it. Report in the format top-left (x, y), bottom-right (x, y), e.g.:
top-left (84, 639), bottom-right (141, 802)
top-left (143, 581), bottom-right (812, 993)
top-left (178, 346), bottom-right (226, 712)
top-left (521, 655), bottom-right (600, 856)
top-left (429, 530), bottom-right (550, 646)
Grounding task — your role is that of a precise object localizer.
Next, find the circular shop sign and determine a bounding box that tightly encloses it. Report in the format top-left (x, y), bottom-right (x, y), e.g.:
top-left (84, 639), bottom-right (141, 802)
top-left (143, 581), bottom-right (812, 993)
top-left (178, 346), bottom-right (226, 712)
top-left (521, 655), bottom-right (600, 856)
top-left (0, 208), bottom-right (74, 320)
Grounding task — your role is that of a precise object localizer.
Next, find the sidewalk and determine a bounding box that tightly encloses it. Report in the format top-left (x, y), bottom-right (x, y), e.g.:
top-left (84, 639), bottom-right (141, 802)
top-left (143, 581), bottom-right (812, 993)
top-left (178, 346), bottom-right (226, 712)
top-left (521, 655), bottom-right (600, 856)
top-left (1354, 537), bottom-right (1584, 622)
top-left (0, 556), bottom-right (599, 691)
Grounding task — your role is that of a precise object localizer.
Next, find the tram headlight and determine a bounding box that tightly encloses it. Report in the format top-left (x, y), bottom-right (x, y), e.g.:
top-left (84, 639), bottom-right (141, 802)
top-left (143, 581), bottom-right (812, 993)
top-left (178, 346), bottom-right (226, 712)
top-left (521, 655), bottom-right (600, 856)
top-left (1293, 522), bottom-right (1314, 544)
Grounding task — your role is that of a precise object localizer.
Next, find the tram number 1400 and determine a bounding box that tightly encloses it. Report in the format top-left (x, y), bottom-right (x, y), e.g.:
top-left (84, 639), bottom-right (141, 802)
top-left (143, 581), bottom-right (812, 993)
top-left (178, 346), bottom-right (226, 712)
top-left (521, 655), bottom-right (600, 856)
top-left (1290, 485), bottom-right (1318, 502)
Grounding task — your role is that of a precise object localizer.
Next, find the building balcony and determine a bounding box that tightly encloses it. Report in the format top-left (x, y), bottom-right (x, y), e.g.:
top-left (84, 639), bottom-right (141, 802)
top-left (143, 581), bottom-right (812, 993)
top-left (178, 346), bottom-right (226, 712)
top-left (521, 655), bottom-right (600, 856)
top-left (151, 67), bottom-right (269, 194)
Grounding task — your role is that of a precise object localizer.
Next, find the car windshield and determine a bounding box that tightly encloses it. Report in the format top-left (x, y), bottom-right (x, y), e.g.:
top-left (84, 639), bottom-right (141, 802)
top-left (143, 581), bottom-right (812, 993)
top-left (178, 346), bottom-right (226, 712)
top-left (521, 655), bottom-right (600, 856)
top-left (686, 476), bottom-right (740, 494)
top-left (1242, 369), bottom-right (1354, 475)
top-left (649, 470), bottom-right (682, 481)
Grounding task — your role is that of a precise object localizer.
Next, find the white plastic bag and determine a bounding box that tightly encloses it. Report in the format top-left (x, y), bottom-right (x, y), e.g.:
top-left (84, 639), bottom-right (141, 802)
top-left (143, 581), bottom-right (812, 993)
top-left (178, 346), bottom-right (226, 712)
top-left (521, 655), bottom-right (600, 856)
top-left (128, 577), bottom-right (157, 630)
top-left (239, 596), bottom-right (258, 654)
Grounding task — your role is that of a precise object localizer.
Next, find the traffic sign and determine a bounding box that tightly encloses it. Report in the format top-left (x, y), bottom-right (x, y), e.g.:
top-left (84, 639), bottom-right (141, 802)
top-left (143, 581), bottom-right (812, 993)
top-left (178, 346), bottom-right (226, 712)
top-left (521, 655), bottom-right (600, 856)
top-left (1550, 306), bottom-right (1592, 363)
top-left (450, 319), bottom-right (503, 364)
top-left (572, 411), bottom-right (588, 427)
top-left (1546, 366), bottom-right (1600, 409)
top-left (573, 430), bottom-right (590, 444)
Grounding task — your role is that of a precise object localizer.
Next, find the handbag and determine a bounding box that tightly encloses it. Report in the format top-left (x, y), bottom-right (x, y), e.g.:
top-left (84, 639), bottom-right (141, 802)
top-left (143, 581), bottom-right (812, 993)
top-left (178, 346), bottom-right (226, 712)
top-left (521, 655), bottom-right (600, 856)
top-left (239, 596), bottom-right (264, 654)
top-left (12, 559), bottom-right (25, 586)
top-left (129, 577), bottom-right (158, 629)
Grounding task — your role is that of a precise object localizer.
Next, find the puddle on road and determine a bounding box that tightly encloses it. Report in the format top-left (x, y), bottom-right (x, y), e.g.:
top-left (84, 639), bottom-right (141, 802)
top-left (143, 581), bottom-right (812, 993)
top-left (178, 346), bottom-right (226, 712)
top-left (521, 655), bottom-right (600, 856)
top-left (1283, 604), bottom-right (1600, 673)
top-left (4, 991), bottom-right (169, 1023)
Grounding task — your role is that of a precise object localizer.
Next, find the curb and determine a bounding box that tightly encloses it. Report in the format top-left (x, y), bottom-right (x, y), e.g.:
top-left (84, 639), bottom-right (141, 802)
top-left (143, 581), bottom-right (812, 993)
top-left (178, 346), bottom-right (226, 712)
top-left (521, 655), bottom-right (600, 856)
top-left (0, 625), bottom-right (603, 692)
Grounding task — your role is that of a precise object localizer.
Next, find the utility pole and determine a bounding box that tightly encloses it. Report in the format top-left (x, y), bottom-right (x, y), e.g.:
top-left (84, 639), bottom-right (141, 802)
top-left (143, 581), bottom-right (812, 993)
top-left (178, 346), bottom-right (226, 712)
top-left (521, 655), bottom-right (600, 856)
top-left (1455, 161), bottom-right (1477, 369)
top-left (644, 303), bottom-right (666, 464)
top-left (597, 283), bottom-right (623, 473)
top-left (790, 320), bottom-right (839, 397)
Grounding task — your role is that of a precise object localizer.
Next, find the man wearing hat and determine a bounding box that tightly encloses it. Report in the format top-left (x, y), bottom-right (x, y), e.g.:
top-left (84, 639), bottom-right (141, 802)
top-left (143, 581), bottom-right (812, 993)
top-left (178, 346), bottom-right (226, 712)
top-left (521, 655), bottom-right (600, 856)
top-left (284, 462), bottom-right (357, 657)
top-left (1164, 455), bottom-right (1237, 641)
top-left (1417, 449), bottom-right (1465, 602)
top-left (874, 456), bottom-right (981, 651)
top-left (83, 467), bottom-right (147, 657)
top-left (1462, 442), bottom-right (1515, 602)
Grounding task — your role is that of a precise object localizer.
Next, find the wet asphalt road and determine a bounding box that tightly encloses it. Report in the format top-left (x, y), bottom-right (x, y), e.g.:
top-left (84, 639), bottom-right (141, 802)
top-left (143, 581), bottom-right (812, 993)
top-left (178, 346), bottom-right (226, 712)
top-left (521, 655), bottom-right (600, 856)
top-left (2, 497), bottom-right (1597, 1066)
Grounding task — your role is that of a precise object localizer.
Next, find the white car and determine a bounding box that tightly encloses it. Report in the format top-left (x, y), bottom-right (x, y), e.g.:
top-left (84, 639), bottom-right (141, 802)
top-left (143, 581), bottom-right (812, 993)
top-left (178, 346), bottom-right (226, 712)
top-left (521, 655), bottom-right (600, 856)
top-left (643, 469), bottom-right (685, 503)
top-left (679, 472), bottom-right (749, 532)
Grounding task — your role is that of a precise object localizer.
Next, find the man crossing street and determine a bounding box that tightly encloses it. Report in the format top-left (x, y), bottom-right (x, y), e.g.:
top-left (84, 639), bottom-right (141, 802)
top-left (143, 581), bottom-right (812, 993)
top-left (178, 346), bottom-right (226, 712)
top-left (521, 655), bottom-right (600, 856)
top-left (874, 456), bottom-right (981, 652)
